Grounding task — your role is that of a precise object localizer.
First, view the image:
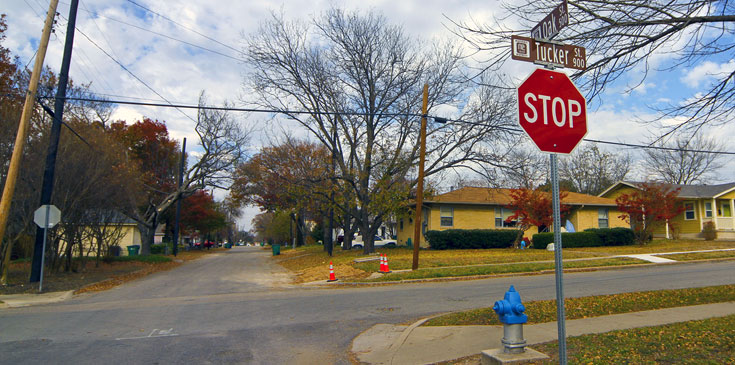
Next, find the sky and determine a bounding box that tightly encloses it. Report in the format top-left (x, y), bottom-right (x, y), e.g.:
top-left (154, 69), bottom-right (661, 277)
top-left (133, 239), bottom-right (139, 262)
top-left (4, 0), bottom-right (735, 230)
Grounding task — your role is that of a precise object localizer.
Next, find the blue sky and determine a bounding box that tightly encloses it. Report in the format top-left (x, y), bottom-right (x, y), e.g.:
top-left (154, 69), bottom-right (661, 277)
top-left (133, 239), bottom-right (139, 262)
top-left (4, 1), bottom-right (735, 229)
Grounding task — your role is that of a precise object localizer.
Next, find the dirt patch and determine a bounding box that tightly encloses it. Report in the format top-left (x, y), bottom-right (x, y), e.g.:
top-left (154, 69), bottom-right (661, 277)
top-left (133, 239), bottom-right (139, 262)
top-left (294, 263), bottom-right (371, 283)
top-left (1, 249), bottom-right (222, 295)
top-left (1, 261), bottom-right (150, 295)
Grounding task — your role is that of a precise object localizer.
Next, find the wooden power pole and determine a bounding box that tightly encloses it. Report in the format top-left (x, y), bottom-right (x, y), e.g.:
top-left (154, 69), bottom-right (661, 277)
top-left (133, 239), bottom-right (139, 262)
top-left (0, 0), bottom-right (60, 285)
top-left (411, 84), bottom-right (428, 270)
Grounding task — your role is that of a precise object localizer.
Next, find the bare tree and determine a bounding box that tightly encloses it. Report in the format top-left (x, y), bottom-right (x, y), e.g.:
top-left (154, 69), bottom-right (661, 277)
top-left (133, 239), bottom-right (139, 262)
top-left (244, 9), bottom-right (516, 253)
top-left (452, 1), bottom-right (735, 135)
top-left (559, 144), bottom-right (631, 195)
top-left (122, 92), bottom-right (251, 255)
top-left (642, 135), bottom-right (724, 184)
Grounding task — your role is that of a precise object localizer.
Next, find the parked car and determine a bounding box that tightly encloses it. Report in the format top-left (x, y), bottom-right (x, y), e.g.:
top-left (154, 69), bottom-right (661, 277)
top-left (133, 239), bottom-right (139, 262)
top-left (349, 235), bottom-right (397, 249)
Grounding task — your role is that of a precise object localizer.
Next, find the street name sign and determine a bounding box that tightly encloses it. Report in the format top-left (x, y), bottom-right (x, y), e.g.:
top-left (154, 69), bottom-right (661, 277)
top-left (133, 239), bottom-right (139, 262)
top-left (511, 35), bottom-right (586, 70)
top-left (531, 0), bottom-right (569, 40)
top-left (517, 68), bottom-right (587, 154)
top-left (34, 204), bottom-right (61, 229)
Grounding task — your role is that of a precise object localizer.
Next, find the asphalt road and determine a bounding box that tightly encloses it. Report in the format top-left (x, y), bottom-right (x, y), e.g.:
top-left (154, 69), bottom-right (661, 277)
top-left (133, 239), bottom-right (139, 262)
top-left (1, 246), bottom-right (734, 364)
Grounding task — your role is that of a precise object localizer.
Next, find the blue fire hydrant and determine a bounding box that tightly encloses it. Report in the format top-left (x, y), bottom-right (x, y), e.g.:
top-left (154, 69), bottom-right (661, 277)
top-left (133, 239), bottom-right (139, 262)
top-left (493, 285), bottom-right (528, 353)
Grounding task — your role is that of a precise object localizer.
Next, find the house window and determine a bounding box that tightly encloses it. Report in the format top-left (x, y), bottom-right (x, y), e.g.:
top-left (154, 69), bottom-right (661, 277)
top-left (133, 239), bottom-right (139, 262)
top-left (598, 208), bottom-right (609, 228)
top-left (399, 219), bottom-right (404, 230)
top-left (684, 202), bottom-right (695, 220)
top-left (495, 207), bottom-right (516, 228)
top-left (440, 207), bottom-right (453, 227)
top-left (705, 202), bottom-right (713, 218)
top-left (718, 202), bottom-right (732, 217)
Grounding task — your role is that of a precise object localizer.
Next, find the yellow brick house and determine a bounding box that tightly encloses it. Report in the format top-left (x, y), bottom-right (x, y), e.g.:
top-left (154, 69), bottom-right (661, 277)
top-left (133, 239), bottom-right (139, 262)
top-left (397, 186), bottom-right (628, 247)
top-left (599, 181), bottom-right (735, 240)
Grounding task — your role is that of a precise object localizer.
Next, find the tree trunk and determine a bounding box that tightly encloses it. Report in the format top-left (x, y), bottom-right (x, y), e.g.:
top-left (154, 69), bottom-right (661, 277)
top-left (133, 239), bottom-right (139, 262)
top-left (296, 212), bottom-right (305, 247)
top-left (138, 221), bottom-right (155, 255)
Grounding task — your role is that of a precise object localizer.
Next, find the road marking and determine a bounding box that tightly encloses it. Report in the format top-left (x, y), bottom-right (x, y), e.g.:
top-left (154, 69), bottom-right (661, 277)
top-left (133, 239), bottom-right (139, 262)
top-left (116, 328), bottom-right (178, 341)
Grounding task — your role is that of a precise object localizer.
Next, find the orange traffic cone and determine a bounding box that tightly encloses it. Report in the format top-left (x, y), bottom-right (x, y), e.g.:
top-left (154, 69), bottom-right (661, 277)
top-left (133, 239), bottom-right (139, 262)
top-left (327, 261), bottom-right (338, 282)
top-left (383, 254), bottom-right (391, 273)
top-left (379, 254), bottom-right (385, 272)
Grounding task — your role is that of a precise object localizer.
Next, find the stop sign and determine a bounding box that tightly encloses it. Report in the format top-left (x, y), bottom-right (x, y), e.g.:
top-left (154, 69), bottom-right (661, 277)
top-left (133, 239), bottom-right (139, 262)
top-left (518, 68), bottom-right (587, 154)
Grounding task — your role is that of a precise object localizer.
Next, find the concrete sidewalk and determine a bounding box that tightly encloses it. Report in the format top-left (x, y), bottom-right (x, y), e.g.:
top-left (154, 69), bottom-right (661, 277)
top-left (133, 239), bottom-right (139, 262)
top-left (0, 290), bottom-right (74, 309)
top-left (351, 301), bottom-right (735, 365)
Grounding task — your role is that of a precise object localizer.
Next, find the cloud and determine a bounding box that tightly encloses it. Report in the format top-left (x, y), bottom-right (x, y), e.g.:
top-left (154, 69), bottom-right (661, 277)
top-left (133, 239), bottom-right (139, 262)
top-left (681, 59), bottom-right (735, 88)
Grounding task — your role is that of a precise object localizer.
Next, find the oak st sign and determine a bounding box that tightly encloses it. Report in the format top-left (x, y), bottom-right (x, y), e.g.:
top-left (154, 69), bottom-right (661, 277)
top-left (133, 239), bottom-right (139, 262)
top-left (531, 0), bottom-right (568, 40)
top-left (518, 68), bottom-right (587, 154)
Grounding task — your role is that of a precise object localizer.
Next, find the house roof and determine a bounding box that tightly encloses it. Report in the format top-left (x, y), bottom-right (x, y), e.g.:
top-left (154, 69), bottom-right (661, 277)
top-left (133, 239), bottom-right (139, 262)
top-left (424, 186), bottom-right (618, 207)
top-left (600, 181), bottom-right (735, 199)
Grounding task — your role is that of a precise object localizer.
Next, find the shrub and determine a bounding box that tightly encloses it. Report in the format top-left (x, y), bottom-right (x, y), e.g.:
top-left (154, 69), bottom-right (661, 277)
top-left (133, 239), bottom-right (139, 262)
top-left (424, 229), bottom-right (517, 250)
top-left (534, 228), bottom-right (635, 249)
top-left (703, 221), bottom-right (717, 240)
top-left (532, 231), bottom-right (601, 249)
top-left (584, 227), bottom-right (636, 246)
top-left (103, 255), bottom-right (172, 263)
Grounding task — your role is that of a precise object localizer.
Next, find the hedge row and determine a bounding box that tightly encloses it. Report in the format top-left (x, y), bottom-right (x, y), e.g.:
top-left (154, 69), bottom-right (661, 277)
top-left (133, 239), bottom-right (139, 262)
top-left (531, 227), bottom-right (635, 249)
top-left (424, 229), bottom-right (517, 250)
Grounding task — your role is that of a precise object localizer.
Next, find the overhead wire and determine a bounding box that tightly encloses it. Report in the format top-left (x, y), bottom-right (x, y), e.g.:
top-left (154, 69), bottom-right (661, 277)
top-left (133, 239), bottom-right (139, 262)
top-left (45, 95), bottom-right (735, 156)
top-left (72, 1), bottom-right (245, 62)
top-left (125, 0), bottom-right (241, 53)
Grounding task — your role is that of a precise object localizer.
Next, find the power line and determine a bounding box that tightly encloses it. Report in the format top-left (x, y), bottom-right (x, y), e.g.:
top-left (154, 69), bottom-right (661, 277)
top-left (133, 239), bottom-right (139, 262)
top-left (46, 95), bottom-right (735, 156)
top-left (73, 1), bottom-right (244, 62)
top-left (125, 0), bottom-right (241, 53)
top-left (72, 26), bottom-right (197, 123)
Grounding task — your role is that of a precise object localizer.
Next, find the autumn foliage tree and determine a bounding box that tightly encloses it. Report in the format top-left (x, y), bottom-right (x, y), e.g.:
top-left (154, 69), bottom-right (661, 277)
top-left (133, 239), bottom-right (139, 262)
top-left (615, 182), bottom-right (684, 245)
top-left (230, 138), bottom-right (331, 247)
top-left (180, 190), bottom-right (227, 241)
top-left (505, 188), bottom-right (570, 248)
top-left (109, 92), bottom-right (249, 255)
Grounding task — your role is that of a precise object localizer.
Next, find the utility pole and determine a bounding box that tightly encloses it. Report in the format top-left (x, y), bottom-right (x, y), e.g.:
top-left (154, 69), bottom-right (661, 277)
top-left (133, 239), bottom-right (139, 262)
top-left (172, 138), bottom-right (186, 256)
top-left (327, 121), bottom-right (337, 256)
top-left (30, 0), bottom-right (80, 283)
top-left (411, 84), bottom-right (428, 270)
top-left (0, 0), bottom-right (60, 285)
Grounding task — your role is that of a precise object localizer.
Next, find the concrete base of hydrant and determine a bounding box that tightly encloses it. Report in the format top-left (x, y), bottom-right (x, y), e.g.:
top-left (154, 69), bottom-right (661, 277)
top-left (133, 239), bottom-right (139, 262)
top-left (481, 348), bottom-right (549, 365)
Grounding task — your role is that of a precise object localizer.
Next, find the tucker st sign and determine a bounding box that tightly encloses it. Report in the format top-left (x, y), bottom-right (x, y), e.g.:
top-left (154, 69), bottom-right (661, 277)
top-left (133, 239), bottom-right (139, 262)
top-left (511, 35), bottom-right (586, 71)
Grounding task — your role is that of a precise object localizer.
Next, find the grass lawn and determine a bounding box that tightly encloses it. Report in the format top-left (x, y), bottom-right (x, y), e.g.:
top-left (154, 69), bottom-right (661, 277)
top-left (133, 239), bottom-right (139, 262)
top-left (533, 315), bottom-right (735, 364)
top-left (565, 239), bottom-right (735, 256)
top-left (0, 248), bottom-right (226, 295)
top-left (275, 239), bottom-right (735, 283)
top-left (442, 315), bottom-right (735, 364)
top-left (424, 284), bottom-right (735, 326)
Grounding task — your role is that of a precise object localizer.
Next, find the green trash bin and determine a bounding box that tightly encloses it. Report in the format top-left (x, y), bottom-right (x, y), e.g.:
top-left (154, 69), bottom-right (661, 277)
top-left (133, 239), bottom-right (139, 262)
top-left (225, 243), bottom-right (232, 249)
top-left (272, 244), bottom-right (280, 256)
top-left (127, 245), bottom-right (140, 256)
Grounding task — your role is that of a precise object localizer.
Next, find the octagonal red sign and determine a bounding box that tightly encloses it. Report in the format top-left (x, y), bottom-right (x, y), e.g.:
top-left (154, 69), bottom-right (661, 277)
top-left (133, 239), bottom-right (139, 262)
top-left (518, 68), bottom-right (587, 154)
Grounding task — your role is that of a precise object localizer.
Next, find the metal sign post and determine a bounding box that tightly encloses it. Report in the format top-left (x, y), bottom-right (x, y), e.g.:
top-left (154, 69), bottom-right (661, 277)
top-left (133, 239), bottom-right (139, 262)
top-left (34, 205), bottom-right (60, 292)
top-left (549, 153), bottom-right (567, 364)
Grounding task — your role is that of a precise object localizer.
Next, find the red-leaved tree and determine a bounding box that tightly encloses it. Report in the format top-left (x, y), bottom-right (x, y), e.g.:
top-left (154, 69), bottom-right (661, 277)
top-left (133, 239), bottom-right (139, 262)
top-left (505, 188), bottom-right (570, 248)
top-left (615, 182), bottom-right (684, 245)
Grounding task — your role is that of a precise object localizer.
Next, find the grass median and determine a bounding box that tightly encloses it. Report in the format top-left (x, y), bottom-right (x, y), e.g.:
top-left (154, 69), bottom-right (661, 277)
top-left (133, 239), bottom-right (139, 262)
top-left (424, 284), bottom-right (735, 326)
top-left (273, 240), bottom-right (735, 283)
top-left (353, 257), bottom-right (645, 282)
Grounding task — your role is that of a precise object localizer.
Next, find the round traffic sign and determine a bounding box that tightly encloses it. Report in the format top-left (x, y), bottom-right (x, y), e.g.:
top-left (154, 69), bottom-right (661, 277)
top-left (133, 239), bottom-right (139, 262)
top-left (518, 68), bottom-right (587, 154)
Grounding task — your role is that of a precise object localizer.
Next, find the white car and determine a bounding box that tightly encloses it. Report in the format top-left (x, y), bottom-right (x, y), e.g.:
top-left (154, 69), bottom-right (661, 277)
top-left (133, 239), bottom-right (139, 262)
top-left (350, 235), bottom-right (397, 249)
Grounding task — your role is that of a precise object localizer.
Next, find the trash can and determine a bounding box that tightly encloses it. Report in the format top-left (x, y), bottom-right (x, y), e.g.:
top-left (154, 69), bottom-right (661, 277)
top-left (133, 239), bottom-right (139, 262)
top-left (127, 245), bottom-right (140, 256)
top-left (109, 246), bottom-right (121, 257)
top-left (272, 244), bottom-right (280, 256)
top-left (224, 243), bottom-right (232, 249)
